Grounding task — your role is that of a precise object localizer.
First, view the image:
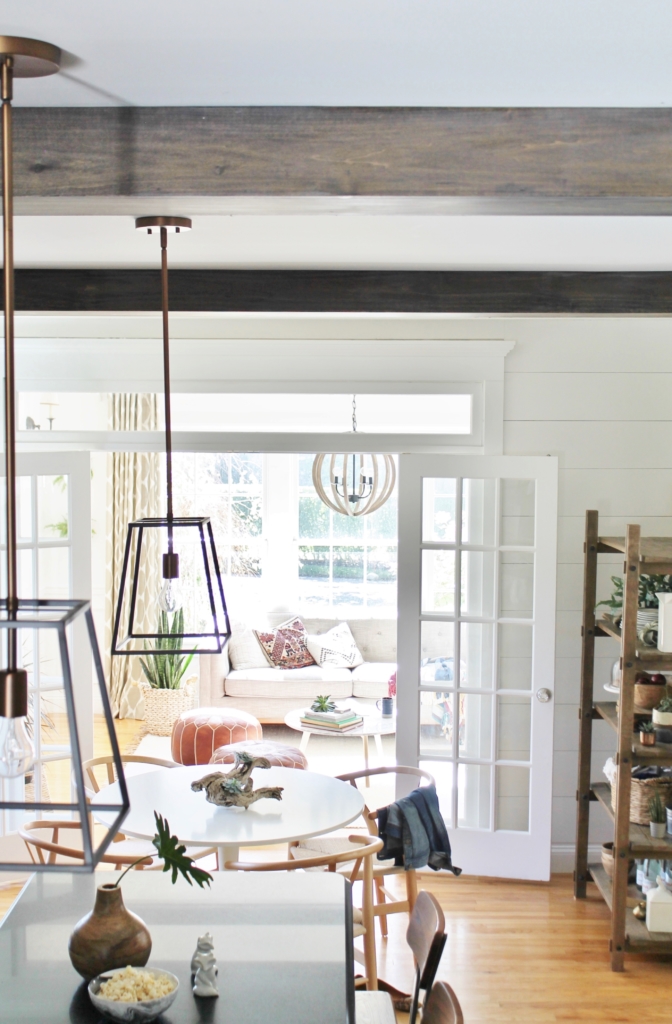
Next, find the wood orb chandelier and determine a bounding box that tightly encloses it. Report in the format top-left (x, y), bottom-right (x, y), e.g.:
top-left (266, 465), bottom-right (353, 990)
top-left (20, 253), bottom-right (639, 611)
top-left (311, 397), bottom-right (396, 518)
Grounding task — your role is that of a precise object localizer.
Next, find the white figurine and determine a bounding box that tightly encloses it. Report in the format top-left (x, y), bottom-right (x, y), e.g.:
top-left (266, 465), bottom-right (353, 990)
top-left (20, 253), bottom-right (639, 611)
top-left (191, 932), bottom-right (219, 998)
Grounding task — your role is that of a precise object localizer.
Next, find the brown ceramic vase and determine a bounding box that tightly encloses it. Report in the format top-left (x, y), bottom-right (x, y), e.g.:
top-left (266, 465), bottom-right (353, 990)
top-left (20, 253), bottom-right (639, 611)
top-left (68, 883), bottom-right (152, 980)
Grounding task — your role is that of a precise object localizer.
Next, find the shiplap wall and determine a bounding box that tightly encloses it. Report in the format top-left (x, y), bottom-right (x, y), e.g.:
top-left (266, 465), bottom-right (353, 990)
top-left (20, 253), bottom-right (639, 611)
top-left (503, 317), bottom-right (672, 868)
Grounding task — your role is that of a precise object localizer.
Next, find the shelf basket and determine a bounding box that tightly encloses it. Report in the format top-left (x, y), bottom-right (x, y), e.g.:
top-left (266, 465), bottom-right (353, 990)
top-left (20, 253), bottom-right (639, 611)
top-left (610, 776), bottom-right (672, 826)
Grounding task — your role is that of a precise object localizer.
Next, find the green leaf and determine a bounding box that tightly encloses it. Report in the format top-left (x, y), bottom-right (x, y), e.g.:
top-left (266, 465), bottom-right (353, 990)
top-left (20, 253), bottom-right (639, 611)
top-left (152, 812), bottom-right (212, 888)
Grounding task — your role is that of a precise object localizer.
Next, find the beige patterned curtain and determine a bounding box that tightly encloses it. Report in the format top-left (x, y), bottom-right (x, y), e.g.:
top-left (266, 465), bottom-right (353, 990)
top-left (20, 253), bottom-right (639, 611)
top-left (105, 394), bottom-right (161, 718)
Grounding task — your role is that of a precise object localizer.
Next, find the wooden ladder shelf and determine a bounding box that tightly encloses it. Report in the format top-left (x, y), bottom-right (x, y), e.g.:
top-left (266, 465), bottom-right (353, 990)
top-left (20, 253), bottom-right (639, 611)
top-left (574, 511), bottom-right (672, 971)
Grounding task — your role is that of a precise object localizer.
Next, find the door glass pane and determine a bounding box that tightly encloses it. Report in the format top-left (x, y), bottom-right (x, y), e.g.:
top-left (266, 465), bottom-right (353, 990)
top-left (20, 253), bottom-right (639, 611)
top-left (462, 478), bottom-right (496, 546)
top-left (419, 760), bottom-right (454, 827)
top-left (498, 623), bottom-right (533, 690)
top-left (37, 475), bottom-right (69, 541)
top-left (460, 622), bottom-right (495, 690)
top-left (421, 550), bottom-right (456, 614)
top-left (38, 547), bottom-right (70, 600)
top-left (38, 629), bottom-right (64, 688)
top-left (459, 693), bottom-right (492, 760)
top-left (496, 766), bottom-right (530, 831)
top-left (500, 479), bottom-right (535, 546)
top-left (422, 478), bottom-right (457, 542)
top-left (458, 763), bottom-right (491, 829)
top-left (420, 621), bottom-right (455, 684)
top-left (18, 548), bottom-right (35, 599)
top-left (460, 550), bottom-right (495, 617)
top-left (18, 477), bottom-right (32, 541)
top-left (497, 695), bottom-right (532, 761)
top-left (499, 552), bottom-right (534, 618)
top-left (419, 690), bottom-right (453, 756)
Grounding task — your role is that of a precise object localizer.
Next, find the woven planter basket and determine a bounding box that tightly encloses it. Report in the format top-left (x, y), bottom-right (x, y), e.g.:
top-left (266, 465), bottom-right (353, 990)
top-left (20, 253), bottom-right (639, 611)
top-left (141, 677), bottom-right (197, 737)
top-left (611, 776), bottom-right (672, 826)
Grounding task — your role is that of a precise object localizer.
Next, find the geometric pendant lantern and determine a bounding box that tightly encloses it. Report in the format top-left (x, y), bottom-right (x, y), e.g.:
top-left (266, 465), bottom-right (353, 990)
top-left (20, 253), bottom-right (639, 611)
top-left (111, 218), bottom-right (231, 657)
top-left (0, 38), bottom-right (129, 869)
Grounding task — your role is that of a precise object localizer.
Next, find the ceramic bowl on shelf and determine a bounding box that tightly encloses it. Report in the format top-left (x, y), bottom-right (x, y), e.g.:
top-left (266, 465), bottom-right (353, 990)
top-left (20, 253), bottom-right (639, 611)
top-left (88, 968), bottom-right (179, 1023)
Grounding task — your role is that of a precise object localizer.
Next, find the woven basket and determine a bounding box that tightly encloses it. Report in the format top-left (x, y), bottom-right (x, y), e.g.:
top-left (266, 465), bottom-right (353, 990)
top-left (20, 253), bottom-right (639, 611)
top-left (611, 775), bottom-right (672, 826)
top-left (142, 677), bottom-right (197, 736)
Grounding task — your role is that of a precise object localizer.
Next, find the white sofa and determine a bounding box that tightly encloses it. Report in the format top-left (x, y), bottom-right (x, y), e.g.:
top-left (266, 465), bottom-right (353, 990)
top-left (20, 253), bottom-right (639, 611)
top-left (198, 617), bottom-right (397, 724)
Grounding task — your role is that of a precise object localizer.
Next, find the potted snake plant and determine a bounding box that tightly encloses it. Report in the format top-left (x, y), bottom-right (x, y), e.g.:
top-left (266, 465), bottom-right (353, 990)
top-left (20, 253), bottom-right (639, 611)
top-left (139, 610), bottom-right (197, 736)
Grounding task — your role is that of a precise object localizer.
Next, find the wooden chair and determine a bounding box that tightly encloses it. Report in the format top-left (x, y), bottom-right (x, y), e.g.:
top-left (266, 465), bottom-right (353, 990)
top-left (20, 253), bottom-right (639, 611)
top-left (291, 765), bottom-right (436, 937)
top-left (407, 889), bottom-right (447, 1024)
top-left (79, 754), bottom-right (214, 866)
top-left (421, 981), bottom-right (464, 1024)
top-left (225, 834), bottom-right (383, 991)
top-left (19, 819), bottom-right (156, 870)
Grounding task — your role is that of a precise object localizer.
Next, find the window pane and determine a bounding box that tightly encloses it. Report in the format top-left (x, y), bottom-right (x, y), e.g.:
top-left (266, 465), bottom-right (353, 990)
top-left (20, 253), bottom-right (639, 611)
top-left (496, 766), bottom-right (530, 831)
top-left (18, 477), bottom-right (32, 541)
top-left (462, 478), bottom-right (496, 546)
top-left (231, 495), bottom-right (262, 538)
top-left (365, 494), bottom-right (398, 541)
top-left (299, 545), bottom-right (330, 580)
top-left (419, 691), bottom-right (454, 757)
top-left (460, 550), bottom-right (495, 617)
top-left (499, 552), bottom-right (534, 618)
top-left (419, 760), bottom-right (454, 827)
top-left (497, 695), bottom-right (532, 761)
top-left (460, 622), bottom-right (494, 690)
top-left (299, 495), bottom-right (329, 540)
top-left (18, 549), bottom-right (35, 600)
top-left (38, 547), bottom-right (70, 600)
top-left (332, 512), bottom-right (365, 541)
top-left (421, 621), bottom-right (455, 685)
top-left (459, 693), bottom-right (492, 760)
top-left (37, 475), bottom-right (69, 541)
top-left (231, 546), bottom-right (262, 577)
top-left (333, 546), bottom-right (364, 583)
top-left (421, 550), bottom-right (456, 614)
top-left (458, 763), bottom-right (491, 829)
top-left (498, 624), bottom-right (533, 690)
top-left (422, 478), bottom-right (457, 542)
top-left (501, 479), bottom-right (535, 546)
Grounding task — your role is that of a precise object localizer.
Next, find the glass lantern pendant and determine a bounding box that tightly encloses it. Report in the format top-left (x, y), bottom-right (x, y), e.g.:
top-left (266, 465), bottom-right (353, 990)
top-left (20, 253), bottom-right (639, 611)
top-left (0, 38), bottom-right (129, 870)
top-left (111, 218), bottom-right (231, 657)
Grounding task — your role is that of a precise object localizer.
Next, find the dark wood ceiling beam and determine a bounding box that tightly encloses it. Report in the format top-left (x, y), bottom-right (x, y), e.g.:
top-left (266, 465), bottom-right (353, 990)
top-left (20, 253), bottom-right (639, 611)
top-left (10, 269), bottom-right (672, 314)
top-left (13, 107), bottom-right (672, 203)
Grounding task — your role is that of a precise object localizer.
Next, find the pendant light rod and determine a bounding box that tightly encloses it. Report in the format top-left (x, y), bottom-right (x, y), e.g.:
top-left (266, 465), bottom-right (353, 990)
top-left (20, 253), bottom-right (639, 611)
top-left (1, 57), bottom-right (17, 666)
top-left (160, 226), bottom-right (174, 531)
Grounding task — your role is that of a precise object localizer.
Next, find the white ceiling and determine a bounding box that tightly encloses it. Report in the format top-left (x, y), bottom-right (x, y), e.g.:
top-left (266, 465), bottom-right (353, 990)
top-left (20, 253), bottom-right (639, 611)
top-left (11, 214), bottom-right (672, 270)
top-left (5, 0), bottom-right (672, 107)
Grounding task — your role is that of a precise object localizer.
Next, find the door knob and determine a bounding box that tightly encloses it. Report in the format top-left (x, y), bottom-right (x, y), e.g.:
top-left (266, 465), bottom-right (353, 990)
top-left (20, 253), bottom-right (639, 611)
top-left (536, 688), bottom-right (553, 703)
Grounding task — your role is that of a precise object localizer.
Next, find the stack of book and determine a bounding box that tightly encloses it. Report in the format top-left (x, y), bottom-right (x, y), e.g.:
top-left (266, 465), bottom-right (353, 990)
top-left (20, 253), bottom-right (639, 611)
top-left (300, 708), bottom-right (364, 733)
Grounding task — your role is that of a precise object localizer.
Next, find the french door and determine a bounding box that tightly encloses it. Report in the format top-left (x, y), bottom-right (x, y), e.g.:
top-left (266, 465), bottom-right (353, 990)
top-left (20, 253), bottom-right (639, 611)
top-left (396, 454), bottom-right (558, 880)
top-left (0, 452), bottom-right (92, 834)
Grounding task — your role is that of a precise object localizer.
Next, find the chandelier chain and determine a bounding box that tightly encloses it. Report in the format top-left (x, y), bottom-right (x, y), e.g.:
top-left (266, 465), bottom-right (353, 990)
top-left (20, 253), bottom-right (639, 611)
top-left (352, 394), bottom-right (357, 433)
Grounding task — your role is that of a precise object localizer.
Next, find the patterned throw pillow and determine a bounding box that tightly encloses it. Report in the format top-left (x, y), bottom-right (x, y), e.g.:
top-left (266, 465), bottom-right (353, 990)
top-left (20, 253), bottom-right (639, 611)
top-left (306, 622), bottom-right (364, 669)
top-left (254, 617), bottom-right (316, 670)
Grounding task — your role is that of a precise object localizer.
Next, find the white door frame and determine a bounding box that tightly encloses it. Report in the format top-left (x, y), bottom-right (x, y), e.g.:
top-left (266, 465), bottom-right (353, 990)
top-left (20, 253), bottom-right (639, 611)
top-left (396, 453), bottom-right (558, 881)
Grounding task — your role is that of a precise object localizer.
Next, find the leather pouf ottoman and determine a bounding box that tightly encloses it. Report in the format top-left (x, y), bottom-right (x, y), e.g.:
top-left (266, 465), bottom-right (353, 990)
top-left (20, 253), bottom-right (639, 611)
top-left (171, 707), bottom-right (263, 765)
top-left (209, 739), bottom-right (308, 770)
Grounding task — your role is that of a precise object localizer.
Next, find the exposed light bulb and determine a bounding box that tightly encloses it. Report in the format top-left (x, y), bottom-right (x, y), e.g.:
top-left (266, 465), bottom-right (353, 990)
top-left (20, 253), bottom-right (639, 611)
top-left (158, 578), bottom-right (182, 614)
top-left (0, 716), bottom-right (34, 779)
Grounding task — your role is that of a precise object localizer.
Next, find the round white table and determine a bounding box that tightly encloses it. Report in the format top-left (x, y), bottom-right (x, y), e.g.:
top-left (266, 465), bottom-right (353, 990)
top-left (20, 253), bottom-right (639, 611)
top-left (284, 703), bottom-right (396, 784)
top-left (93, 764), bottom-right (364, 869)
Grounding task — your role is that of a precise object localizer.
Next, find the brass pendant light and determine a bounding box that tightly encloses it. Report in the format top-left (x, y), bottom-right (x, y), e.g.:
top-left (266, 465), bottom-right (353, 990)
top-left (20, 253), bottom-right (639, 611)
top-left (0, 37), bottom-right (128, 870)
top-left (110, 217), bottom-right (231, 657)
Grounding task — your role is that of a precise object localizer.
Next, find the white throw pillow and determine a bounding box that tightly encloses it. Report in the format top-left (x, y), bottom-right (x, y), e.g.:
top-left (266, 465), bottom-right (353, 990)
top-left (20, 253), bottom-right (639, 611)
top-left (227, 622), bottom-right (269, 671)
top-left (306, 622), bottom-right (365, 669)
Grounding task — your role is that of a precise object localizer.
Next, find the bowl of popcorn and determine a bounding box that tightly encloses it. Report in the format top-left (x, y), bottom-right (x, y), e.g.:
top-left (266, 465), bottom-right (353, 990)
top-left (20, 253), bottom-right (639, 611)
top-left (88, 965), bottom-right (179, 1022)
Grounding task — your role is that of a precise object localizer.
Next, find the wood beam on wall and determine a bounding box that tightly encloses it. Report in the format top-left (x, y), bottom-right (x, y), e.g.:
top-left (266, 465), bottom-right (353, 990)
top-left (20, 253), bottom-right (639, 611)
top-left (10, 269), bottom-right (672, 314)
top-left (13, 107), bottom-right (672, 208)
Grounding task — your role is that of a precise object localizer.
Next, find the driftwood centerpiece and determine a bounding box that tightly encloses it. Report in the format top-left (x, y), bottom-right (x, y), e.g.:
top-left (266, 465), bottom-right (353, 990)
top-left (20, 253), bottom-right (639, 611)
top-left (191, 751), bottom-right (284, 809)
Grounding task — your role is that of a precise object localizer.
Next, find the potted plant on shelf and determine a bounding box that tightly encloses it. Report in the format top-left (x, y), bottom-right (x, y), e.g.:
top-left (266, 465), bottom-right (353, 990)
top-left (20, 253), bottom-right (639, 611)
top-left (139, 610), bottom-right (197, 736)
top-left (639, 720), bottom-right (657, 746)
top-left (649, 792), bottom-right (668, 838)
top-left (653, 696), bottom-right (672, 728)
top-left (597, 573), bottom-right (672, 643)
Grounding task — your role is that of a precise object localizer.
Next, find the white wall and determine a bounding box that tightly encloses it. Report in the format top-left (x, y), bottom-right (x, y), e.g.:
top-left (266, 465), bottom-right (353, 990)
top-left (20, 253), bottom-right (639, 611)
top-left (502, 317), bottom-right (672, 869)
